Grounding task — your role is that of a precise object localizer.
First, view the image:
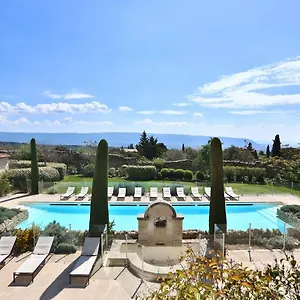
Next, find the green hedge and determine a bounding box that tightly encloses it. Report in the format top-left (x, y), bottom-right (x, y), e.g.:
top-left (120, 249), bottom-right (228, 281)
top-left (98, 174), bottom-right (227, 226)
top-left (196, 171), bottom-right (205, 181)
top-left (82, 164), bottom-right (95, 177)
top-left (3, 167), bottom-right (60, 190)
top-left (277, 205), bottom-right (300, 227)
top-left (223, 166), bottom-right (266, 183)
top-left (127, 165), bottom-right (157, 180)
top-left (9, 160), bottom-right (66, 180)
top-left (161, 168), bottom-right (194, 181)
top-left (0, 176), bottom-right (11, 197)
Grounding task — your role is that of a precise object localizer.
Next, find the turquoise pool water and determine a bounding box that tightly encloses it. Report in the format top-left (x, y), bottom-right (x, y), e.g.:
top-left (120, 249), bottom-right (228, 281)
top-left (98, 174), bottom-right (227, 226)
top-left (18, 202), bottom-right (286, 231)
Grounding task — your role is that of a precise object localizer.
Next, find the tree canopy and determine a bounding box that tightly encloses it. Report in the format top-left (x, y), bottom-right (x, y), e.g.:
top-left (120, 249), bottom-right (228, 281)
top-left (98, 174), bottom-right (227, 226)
top-left (136, 131), bottom-right (167, 159)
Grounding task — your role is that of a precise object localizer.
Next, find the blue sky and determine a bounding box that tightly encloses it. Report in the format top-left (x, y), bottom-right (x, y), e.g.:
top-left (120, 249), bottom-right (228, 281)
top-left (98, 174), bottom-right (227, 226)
top-left (1, 0), bottom-right (300, 143)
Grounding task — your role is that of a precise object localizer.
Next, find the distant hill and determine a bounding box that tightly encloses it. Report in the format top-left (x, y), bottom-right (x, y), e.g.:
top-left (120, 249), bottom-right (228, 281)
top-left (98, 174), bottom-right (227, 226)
top-left (0, 132), bottom-right (266, 150)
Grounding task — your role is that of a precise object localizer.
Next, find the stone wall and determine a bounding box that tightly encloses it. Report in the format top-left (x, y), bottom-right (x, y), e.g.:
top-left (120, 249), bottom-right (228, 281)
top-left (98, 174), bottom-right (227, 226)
top-left (0, 210), bottom-right (28, 231)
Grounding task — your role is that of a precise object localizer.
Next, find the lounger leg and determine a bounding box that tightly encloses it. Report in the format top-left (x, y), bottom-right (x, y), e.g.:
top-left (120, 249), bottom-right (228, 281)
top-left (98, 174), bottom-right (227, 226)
top-left (13, 272), bottom-right (15, 282)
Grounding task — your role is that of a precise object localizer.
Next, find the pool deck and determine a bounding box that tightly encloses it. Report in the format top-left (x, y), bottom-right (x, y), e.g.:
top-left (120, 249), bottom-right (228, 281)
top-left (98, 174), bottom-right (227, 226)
top-left (1, 193), bottom-right (300, 209)
top-left (0, 248), bottom-right (299, 300)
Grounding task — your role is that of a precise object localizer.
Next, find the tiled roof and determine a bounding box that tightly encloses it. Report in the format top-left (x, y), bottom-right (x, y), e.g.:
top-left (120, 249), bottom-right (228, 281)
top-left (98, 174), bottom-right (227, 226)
top-left (0, 154), bottom-right (10, 159)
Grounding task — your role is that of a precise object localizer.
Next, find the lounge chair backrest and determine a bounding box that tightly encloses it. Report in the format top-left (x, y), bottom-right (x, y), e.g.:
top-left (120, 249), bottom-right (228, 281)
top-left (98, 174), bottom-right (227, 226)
top-left (119, 188), bottom-right (126, 196)
top-left (33, 236), bottom-right (54, 255)
top-left (0, 236), bottom-right (16, 255)
top-left (191, 187), bottom-right (199, 194)
top-left (66, 187), bottom-right (75, 194)
top-left (80, 187), bottom-right (89, 194)
top-left (135, 187), bottom-right (142, 195)
top-left (177, 187), bottom-right (184, 194)
top-left (150, 187), bottom-right (157, 194)
top-left (204, 187), bottom-right (211, 194)
top-left (81, 237), bottom-right (100, 256)
top-left (226, 187), bottom-right (233, 194)
top-left (108, 187), bottom-right (114, 194)
top-left (163, 187), bottom-right (170, 194)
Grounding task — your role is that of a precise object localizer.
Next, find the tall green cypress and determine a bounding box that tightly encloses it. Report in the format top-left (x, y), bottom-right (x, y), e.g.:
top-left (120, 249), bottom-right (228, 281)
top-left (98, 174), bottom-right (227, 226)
top-left (89, 139), bottom-right (109, 237)
top-left (271, 134), bottom-right (281, 157)
top-left (209, 137), bottom-right (227, 234)
top-left (266, 145), bottom-right (270, 158)
top-left (30, 138), bottom-right (39, 195)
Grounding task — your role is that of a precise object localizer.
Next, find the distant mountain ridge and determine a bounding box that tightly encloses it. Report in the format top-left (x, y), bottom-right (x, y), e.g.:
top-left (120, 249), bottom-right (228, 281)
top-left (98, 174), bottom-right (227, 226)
top-left (0, 132), bottom-right (266, 150)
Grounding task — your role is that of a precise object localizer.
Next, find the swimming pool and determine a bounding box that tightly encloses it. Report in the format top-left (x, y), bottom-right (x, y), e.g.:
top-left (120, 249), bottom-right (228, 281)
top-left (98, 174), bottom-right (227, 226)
top-left (18, 202), bottom-right (286, 232)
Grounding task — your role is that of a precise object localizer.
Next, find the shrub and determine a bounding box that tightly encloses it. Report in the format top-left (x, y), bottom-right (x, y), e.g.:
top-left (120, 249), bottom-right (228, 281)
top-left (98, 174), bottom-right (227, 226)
top-left (14, 226), bottom-right (41, 254)
top-left (42, 221), bottom-right (67, 251)
top-left (174, 169), bottom-right (184, 180)
top-left (47, 163), bottom-right (67, 180)
top-left (9, 160), bottom-right (44, 169)
top-left (196, 170), bottom-right (205, 181)
top-left (156, 172), bottom-right (162, 180)
top-left (54, 243), bottom-right (77, 254)
top-left (183, 170), bottom-right (193, 181)
top-left (109, 167), bottom-right (117, 178)
top-left (127, 165), bottom-right (157, 180)
top-left (82, 164), bottom-right (95, 177)
top-left (67, 165), bottom-right (77, 175)
top-left (160, 168), bottom-right (169, 179)
top-left (39, 167), bottom-right (60, 182)
top-left (153, 158), bottom-right (165, 170)
top-left (118, 164), bottom-right (128, 177)
top-left (0, 176), bottom-right (11, 196)
top-left (3, 168), bottom-right (31, 191)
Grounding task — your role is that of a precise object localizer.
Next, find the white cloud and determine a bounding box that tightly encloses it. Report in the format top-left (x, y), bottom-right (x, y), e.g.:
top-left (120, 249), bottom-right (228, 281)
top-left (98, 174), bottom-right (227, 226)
top-left (193, 112), bottom-right (203, 117)
top-left (229, 110), bottom-right (287, 115)
top-left (0, 101), bottom-right (111, 114)
top-left (137, 110), bottom-right (155, 115)
top-left (0, 116), bottom-right (40, 126)
top-left (135, 118), bottom-right (190, 127)
top-left (43, 90), bottom-right (94, 99)
top-left (160, 110), bottom-right (186, 115)
top-left (173, 102), bottom-right (190, 107)
top-left (119, 106), bottom-right (133, 112)
top-left (189, 56), bottom-right (300, 108)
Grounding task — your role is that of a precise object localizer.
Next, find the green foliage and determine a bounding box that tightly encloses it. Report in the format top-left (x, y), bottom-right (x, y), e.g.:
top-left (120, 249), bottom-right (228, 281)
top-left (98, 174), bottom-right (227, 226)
top-left (272, 134), bottom-right (281, 157)
top-left (174, 169), bottom-right (184, 180)
top-left (156, 172), bottom-right (162, 180)
top-left (223, 145), bottom-right (255, 162)
top-left (195, 139), bottom-right (211, 170)
top-left (145, 249), bottom-right (300, 299)
top-left (42, 221), bottom-right (67, 251)
top-left (136, 131), bottom-right (167, 159)
top-left (277, 205), bottom-right (300, 227)
top-left (82, 163), bottom-right (95, 177)
top-left (108, 167), bottom-right (117, 178)
top-left (3, 168), bottom-right (31, 191)
top-left (9, 160), bottom-right (45, 169)
top-left (30, 138), bottom-right (39, 194)
top-left (209, 137), bottom-right (227, 234)
top-left (127, 165), bottom-right (157, 180)
top-left (47, 163), bottom-right (66, 180)
top-left (153, 157), bottom-right (165, 170)
top-left (54, 243), bottom-right (77, 254)
top-left (0, 176), bottom-right (11, 196)
top-left (0, 207), bottom-right (20, 223)
top-left (163, 149), bottom-right (186, 161)
top-left (183, 170), bottom-right (193, 181)
top-left (89, 139), bottom-right (109, 237)
top-left (223, 166), bottom-right (266, 183)
top-left (14, 226), bottom-right (41, 254)
top-left (266, 145), bottom-right (270, 158)
top-left (118, 164), bottom-right (128, 177)
top-left (39, 167), bottom-right (60, 182)
top-left (195, 170), bottom-right (205, 181)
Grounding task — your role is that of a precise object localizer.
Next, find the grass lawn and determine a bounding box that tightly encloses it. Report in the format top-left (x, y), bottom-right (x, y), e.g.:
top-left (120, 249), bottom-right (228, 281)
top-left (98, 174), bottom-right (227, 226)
top-left (41, 175), bottom-right (300, 197)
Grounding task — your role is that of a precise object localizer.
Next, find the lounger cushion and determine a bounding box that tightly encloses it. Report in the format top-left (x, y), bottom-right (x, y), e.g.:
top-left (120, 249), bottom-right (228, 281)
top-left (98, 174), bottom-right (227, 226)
top-left (0, 236), bottom-right (16, 255)
top-left (33, 237), bottom-right (54, 255)
top-left (15, 254), bottom-right (47, 274)
top-left (0, 254), bottom-right (9, 264)
top-left (70, 256), bottom-right (97, 276)
top-left (81, 237), bottom-right (100, 256)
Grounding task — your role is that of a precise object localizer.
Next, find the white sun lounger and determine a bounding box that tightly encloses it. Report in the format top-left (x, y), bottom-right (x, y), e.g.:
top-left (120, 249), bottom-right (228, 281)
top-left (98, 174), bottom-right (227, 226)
top-left (13, 236), bottom-right (54, 283)
top-left (0, 236), bottom-right (16, 267)
top-left (107, 186), bottom-right (114, 200)
top-left (176, 187), bottom-right (186, 200)
top-left (191, 187), bottom-right (202, 200)
top-left (134, 187), bottom-right (142, 201)
top-left (60, 187), bottom-right (75, 200)
top-left (69, 237), bottom-right (100, 286)
top-left (117, 188), bottom-right (126, 200)
top-left (162, 187), bottom-right (171, 200)
top-left (204, 187), bottom-right (211, 199)
top-left (225, 187), bottom-right (240, 200)
top-left (150, 187), bottom-right (158, 200)
top-left (75, 187), bottom-right (89, 200)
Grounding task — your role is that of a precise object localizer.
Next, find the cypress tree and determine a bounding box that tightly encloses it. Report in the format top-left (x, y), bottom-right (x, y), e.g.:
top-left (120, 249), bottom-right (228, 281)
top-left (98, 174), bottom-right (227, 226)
top-left (271, 134), bottom-right (281, 157)
top-left (209, 137), bottom-right (227, 234)
top-left (266, 145), bottom-right (270, 158)
top-left (30, 138), bottom-right (39, 195)
top-left (182, 143), bottom-right (185, 152)
top-left (89, 139), bottom-right (109, 237)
